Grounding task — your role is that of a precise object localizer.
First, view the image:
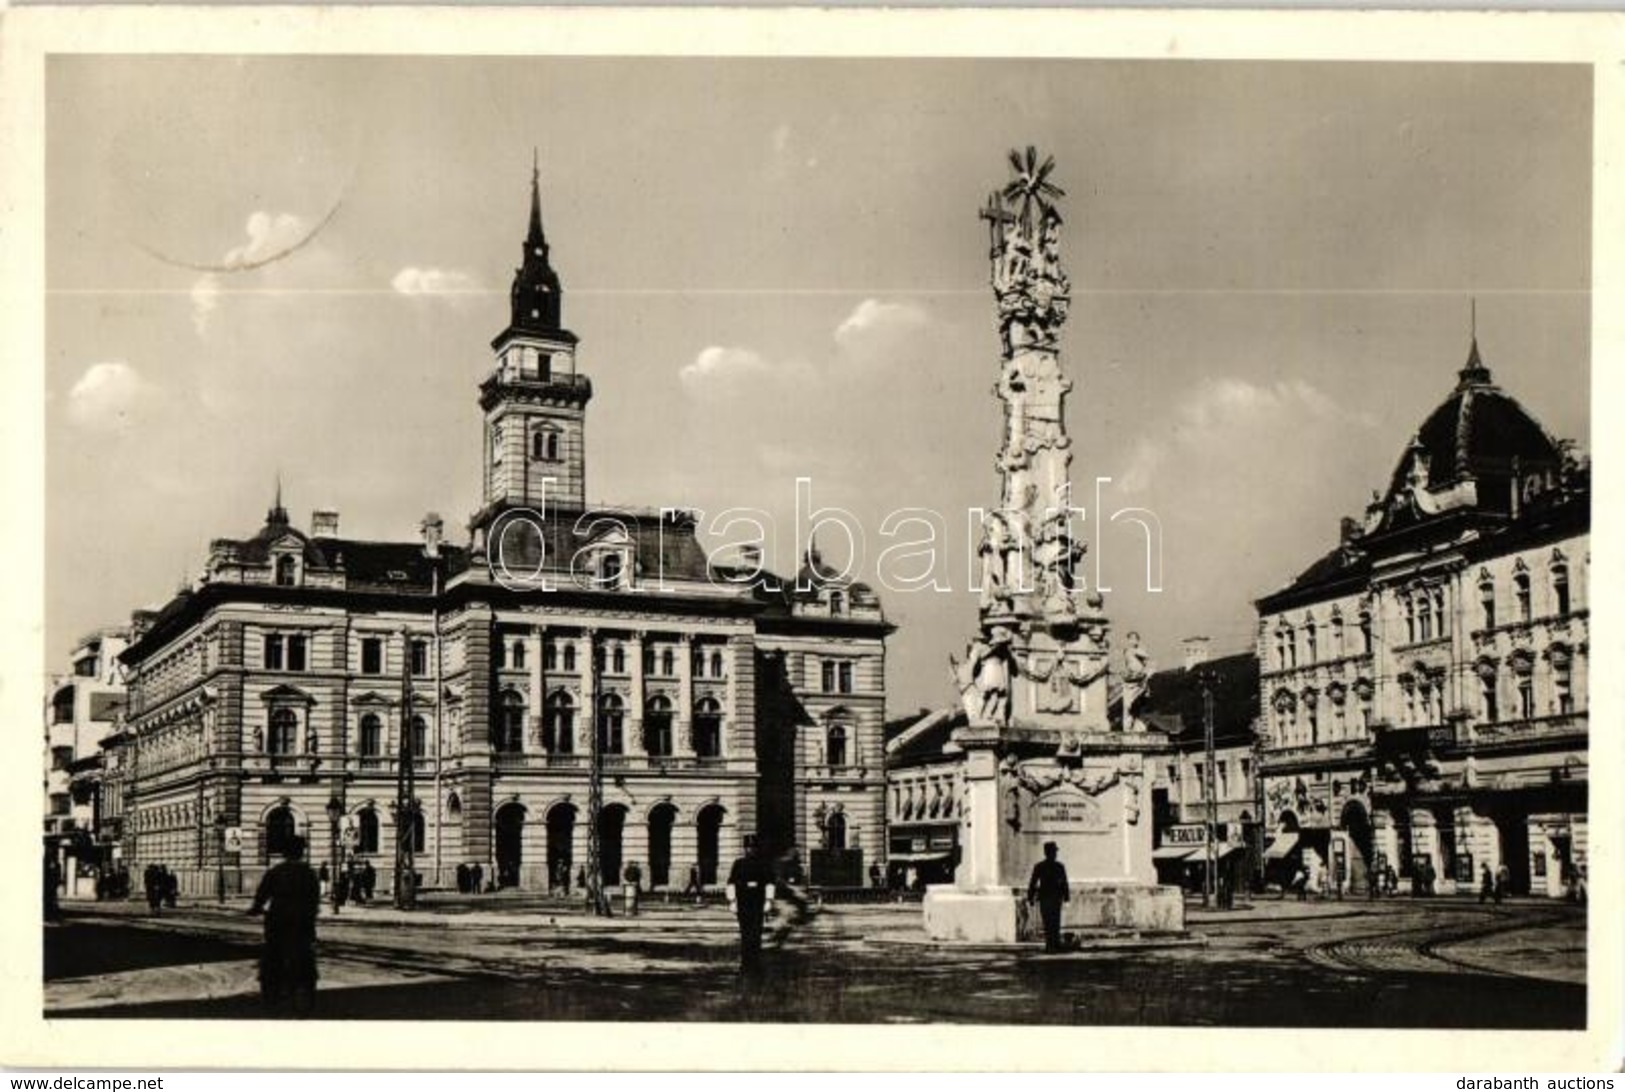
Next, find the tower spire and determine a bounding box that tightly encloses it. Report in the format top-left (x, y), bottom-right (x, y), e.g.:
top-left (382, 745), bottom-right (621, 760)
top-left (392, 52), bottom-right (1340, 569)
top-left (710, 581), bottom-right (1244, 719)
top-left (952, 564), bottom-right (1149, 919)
top-left (1458, 296), bottom-right (1491, 388)
top-left (528, 148), bottom-right (545, 247)
top-left (267, 472), bottom-right (289, 527)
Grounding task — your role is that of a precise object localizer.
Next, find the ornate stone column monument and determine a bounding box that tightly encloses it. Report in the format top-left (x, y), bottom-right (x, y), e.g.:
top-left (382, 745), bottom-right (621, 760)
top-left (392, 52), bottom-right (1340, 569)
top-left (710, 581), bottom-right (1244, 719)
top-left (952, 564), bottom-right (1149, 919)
top-left (923, 148), bottom-right (1183, 942)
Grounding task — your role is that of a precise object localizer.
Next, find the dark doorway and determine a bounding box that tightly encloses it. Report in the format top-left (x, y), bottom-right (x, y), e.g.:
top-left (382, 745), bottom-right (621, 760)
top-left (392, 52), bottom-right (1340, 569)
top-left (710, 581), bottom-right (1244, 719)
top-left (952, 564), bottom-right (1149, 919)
top-left (1340, 799), bottom-right (1373, 893)
top-left (546, 803), bottom-right (575, 892)
top-left (648, 804), bottom-right (676, 888)
top-left (696, 804), bottom-right (724, 886)
top-left (597, 804), bottom-right (626, 887)
top-left (495, 803), bottom-right (525, 888)
top-left (1494, 810), bottom-right (1531, 895)
top-left (264, 806), bottom-right (296, 862)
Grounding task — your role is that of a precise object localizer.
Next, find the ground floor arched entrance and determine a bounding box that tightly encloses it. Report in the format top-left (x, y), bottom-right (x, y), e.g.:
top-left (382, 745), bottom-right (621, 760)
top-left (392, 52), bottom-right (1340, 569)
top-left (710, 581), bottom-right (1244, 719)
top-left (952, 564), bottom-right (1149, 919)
top-left (597, 804), bottom-right (626, 887)
top-left (546, 803), bottom-right (576, 892)
top-left (494, 803), bottom-right (525, 889)
top-left (696, 804), bottom-right (724, 886)
top-left (648, 804), bottom-right (676, 888)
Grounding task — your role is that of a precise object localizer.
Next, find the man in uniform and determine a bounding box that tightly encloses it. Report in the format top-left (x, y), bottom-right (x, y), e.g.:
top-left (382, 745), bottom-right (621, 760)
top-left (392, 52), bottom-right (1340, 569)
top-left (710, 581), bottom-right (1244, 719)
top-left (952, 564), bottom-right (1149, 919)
top-left (726, 834), bottom-right (776, 975)
top-left (248, 835), bottom-right (321, 1017)
top-left (1026, 841), bottom-right (1071, 952)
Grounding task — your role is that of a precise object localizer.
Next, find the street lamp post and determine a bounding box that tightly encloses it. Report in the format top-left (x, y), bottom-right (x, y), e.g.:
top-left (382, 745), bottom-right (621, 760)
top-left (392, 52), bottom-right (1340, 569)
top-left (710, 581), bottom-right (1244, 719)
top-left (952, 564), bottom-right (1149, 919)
top-left (213, 811), bottom-right (227, 904)
top-left (1198, 669), bottom-right (1219, 909)
top-left (325, 794), bottom-right (343, 913)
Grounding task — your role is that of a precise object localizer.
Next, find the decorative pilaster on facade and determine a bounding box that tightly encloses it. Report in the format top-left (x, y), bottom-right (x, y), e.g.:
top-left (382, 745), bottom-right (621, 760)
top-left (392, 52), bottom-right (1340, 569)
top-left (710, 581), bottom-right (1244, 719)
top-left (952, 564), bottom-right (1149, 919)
top-left (627, 632), bottom-right (647, 757)
top-left (677, 634), bottom-right (694, 755)
top-left (528, 624), bottom-right (546, 752)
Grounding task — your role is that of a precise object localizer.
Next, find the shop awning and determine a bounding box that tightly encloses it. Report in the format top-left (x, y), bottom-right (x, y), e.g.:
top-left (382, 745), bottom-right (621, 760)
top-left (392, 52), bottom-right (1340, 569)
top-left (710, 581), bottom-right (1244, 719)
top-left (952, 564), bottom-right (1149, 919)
top-left (1152, 846), bottom-right (1196, 861)
top-left (1216, 844), bottom-right (1245, 860)
top-left (886, 851), bottom-right (953, 864)
top-left (1263, 834), bottom-right (1299, 860)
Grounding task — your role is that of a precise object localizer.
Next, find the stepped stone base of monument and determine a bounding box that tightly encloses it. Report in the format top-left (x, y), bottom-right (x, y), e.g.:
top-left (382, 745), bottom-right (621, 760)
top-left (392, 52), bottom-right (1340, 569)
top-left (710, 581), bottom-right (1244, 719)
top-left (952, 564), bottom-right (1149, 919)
top-left (922, 882), bottom-right (1185, 944)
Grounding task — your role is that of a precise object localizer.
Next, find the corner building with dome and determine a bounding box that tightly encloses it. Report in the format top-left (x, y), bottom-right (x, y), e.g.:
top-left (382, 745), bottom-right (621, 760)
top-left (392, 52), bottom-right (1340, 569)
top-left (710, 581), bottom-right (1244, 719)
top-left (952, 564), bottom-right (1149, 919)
top-left (105, 169), bottom-right (892, 897)
top-left (1254, 338), bottom-right (1588, 898)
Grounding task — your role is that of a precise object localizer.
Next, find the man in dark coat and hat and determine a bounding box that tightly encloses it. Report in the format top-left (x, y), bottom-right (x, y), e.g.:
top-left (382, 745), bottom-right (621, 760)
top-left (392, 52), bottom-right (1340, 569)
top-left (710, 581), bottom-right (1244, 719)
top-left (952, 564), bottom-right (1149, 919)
top-left (726, 834), bottom-right (776, 975)
top-left (1027, 841), bottom-right (1071, 952)
top-left (249, 835), bottom-right (321, 1017)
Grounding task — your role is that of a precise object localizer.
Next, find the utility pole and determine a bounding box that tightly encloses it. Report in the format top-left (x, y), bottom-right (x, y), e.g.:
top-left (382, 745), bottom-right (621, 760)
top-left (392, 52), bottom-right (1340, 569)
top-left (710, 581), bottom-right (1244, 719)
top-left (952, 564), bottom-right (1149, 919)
top-left (1199, 669), bottom-right (1219, 909)
top-left (585, 630), bottom-right (613, 916)
top-left (394, 631), bottom-right (417, 910)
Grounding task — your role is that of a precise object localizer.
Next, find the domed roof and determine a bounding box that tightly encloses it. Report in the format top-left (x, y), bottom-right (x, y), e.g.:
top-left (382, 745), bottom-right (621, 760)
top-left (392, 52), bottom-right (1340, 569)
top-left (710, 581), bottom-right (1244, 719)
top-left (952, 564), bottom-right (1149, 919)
top-left (1378, 339), bottom-right (1564, 523)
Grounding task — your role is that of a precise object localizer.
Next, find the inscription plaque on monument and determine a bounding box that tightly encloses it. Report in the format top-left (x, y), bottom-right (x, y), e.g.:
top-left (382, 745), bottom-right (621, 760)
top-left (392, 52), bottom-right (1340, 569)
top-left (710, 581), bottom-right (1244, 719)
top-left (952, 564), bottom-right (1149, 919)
top-left (1033, 787), bottom-right (1109, 833)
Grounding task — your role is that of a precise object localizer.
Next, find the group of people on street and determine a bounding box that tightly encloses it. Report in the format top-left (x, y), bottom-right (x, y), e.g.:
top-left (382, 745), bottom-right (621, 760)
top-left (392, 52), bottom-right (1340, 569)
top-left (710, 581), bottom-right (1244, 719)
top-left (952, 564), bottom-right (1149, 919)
top-left (454, 862), bottom-right (487, 894)
top-left (1478, 863), bottom-right (1514, 904)
top-left (316, 858), bottom-right (377, 911)
top-left (142, 863), bottom-right (180, 913)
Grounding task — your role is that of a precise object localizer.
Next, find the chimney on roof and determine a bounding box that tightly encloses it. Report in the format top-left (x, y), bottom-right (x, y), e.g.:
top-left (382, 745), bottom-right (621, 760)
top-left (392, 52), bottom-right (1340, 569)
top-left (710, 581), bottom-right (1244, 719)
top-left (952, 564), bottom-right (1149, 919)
top-left (420, 512), bottom-right (444, 558)
top-left (1182, 636), bottom-right (1212, 671)
top-left (311, 509), bottom-right (339, 537)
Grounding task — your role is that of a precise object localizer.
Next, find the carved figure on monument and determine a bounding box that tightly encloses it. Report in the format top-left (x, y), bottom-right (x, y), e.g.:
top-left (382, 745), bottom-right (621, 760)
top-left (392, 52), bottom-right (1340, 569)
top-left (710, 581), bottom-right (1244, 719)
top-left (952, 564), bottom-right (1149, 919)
top-left (1120, 632), bottom-right (1150, 731)
top-left (950, 625), bottom-right (1014, 726)
top-left (977, 512), bottom-right (1013, 614)
top-left (253, 725), bottom-right (264, 752)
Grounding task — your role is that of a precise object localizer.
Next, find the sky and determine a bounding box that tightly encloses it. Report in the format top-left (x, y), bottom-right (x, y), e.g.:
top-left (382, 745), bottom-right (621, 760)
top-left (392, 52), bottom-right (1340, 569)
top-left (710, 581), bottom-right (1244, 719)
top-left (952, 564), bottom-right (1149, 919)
top-left (45, 57), bottom-right (1591, 714)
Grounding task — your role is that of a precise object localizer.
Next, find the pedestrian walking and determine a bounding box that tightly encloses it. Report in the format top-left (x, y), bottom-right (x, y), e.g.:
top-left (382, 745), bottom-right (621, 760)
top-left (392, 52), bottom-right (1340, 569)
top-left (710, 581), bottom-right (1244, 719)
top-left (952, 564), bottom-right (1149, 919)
top-left (623, 861), bottom-right (642, 916)
top-left (869, 862), bottom-right (883, 891)
top-left (1479, 864), bottom-right (1494, 904)
top-left (1494, 863), bottom-right (1509, 904)
top-left (362, 860), bottom-right (377, 902)
top-left (1026, 841), bottom-right (1071, 952)
top-left (1292, 864), bottom-right (1309, 902)
top-left (318, 861), bottom-right (330, 902)
top-left (683, 863), bottom-right (703, 904)
top-left (470, 862), bottom-right (483, 895)
top-left (774, 844), bottom-right (812, 924)
top-left (163, 866), bottom-right (179, 908)
top-left (248, 835), bottom-right (321, 1018)
top-left (726, 834), bottom-right (776, 976)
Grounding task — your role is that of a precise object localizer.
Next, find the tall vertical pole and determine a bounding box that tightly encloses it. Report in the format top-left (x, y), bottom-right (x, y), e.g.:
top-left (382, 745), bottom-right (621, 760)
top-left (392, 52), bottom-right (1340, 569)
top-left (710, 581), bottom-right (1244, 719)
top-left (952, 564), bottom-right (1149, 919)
top-left (585, 630), bottom-right (612, 916)
top-left (394, 631), bottom-right (417, 910)
top-left (1200, 671), bottom-right (1218, 908)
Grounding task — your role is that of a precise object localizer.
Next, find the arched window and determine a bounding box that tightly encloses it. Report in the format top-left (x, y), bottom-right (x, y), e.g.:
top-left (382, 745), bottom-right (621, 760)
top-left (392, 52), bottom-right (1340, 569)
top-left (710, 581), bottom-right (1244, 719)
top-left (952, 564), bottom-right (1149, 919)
top-left (1282, 625), bottom-right (1296, 668)
top-left (825, 810), bottom-right (847, 851)
top-left (495, 690), bottom-right (525, 753)
top-left (1302, 691), bottom-right (1319, 745)
top-left (1477, 660), bottom-right (1500, 723)
top-left (544, 642), bottom-right (558, 672)
top-left (709, 651), bottom-right (724, 679)
top-left (532, 427), bottom-right (555, 461)
top-left (829, 590), bottom-right (845, 616)
top-left (598, 693), bottom-right (625, 754)
top-left (512, 641), bottom-right (527, 670)
top-left (660, 649), bottom-right (674, 676)
top-left (612, 645), bottom-right (626, 674)
top-left (358, 809), bottom-right (379, 855)
top-left (826, 722), bottom-right (849, 767)
top-left (275, 555), bottom-right (297, 587)
top-left (360, 713), bottom-right (382, 757)
top-left (1418, 596), bottom-right (1433, 642)
top-left (1552, 563), bottom-right (1571, 616)
top-left (600, 553), bottom-right (623, 588)
top-left (410, 714), bottom-right (427, 759)
top-left (269, 708), bottom-right (299, 755)
top-left (693, 698), bottom-right (723, 758)
top-left (1480, 575), bottom-right (1497, 631)
top-left (1304, 622), bottom-right (1317, 663)
top-left (1515, 570), bottom-right (1532, 623)
top-left (265, 806), bottom-right (296, 860)
top-left (563, 644), bottom-right (577, 672)
top-left (644, 695), bottom-right (674, 757)
top-left (545, 691), bottom-right (575, 754)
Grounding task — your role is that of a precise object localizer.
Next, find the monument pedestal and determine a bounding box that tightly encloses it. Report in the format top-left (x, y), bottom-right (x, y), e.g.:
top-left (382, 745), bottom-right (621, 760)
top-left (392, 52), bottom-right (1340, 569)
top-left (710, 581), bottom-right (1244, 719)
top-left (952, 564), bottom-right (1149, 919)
top-left (922, 729), bottom-right (1185, 944)
top-left (923, 882), bottom-right (1185, 943)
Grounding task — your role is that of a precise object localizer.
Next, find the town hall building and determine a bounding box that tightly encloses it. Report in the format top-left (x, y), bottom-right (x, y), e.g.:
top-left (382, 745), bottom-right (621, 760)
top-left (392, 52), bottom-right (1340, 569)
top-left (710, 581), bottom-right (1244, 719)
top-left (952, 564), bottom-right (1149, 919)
top-left (104, 167), bottom-right (891, 897)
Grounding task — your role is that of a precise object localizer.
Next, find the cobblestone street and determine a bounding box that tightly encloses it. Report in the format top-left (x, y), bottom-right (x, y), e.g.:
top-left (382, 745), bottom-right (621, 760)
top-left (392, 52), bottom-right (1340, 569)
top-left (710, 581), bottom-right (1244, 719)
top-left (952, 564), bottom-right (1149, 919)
top-left (44, 895), bottom-right (1585, 1027)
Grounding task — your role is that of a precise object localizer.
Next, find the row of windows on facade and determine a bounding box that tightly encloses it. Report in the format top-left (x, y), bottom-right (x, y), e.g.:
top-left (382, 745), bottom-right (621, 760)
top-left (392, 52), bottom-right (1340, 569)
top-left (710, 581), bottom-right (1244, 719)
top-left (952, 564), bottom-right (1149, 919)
top-left (493, 639), bottom-right (728, 680)
top-left (1269, 653), bottom-right (1578, 747)
top-left (1167, 758), bottom-right (1253, 802)
top-left (1270, 563), bottom-right (1574, 672)
top-left (261, 633), bottom-right (434, 676)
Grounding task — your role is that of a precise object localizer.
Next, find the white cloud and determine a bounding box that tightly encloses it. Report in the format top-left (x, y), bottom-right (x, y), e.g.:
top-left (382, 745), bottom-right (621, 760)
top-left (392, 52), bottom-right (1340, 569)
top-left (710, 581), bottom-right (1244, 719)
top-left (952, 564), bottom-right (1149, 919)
top-left (391, 266), bottom-right (479, 298)
top-left (679, 345), bottom-right (771, 388)
top-left (190, 274), bottom-right (220, 335)
top-left (834, 298), bottom-right (928, 352)
top-left (66, 361), bottom-right (151, 432)
top-left (223, 211), bottom-right (311, 271)
top-left (1118, 376), bottom-right (1374, 495)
